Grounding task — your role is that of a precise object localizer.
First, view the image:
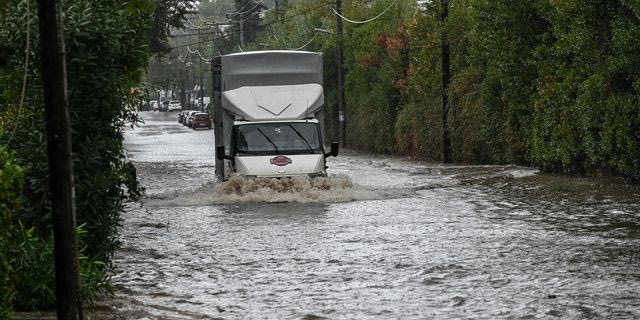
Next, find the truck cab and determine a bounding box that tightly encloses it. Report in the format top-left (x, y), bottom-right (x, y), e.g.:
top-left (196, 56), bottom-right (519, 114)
top-left (230, 120), bottom-right (326, 177)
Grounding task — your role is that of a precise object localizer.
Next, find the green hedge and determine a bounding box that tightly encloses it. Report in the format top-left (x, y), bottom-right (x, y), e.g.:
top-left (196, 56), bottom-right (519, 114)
top-left (0, 146), bottom-right (24, 319)
top-left (0, 0), bottom-right (152, 312)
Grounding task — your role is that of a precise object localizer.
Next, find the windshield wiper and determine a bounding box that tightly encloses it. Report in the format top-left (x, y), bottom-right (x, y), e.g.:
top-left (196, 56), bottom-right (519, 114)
top-left (256, 128), bottom-right (280, 153)
top-left (288, 124), bottom-right (314, 154)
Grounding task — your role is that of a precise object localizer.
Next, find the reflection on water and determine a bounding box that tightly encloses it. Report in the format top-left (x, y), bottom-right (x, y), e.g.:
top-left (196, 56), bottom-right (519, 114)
top-left (463, 171), bottom-right (640, 238)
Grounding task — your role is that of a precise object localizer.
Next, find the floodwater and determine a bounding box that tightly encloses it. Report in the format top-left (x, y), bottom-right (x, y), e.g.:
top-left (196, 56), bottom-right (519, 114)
top-left (97, 111), bottom-right (640, 319)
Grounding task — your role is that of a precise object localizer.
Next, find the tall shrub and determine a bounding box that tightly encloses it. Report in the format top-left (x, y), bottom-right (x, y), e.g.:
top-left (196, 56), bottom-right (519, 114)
top-left (469, 0), bottom-right (550, 164)
top-left (0, 146), bottom-right (24, 319)
top-left (343, 0), bottom-right (413, 153)
top-left (0, 0), bottom-right (153, 310)
top-left (395, 8), bottom-right (442, 159)
top-left (396, 0), bottom-right (481, 162)
top-left (531, 0), bottom-right (640, 176)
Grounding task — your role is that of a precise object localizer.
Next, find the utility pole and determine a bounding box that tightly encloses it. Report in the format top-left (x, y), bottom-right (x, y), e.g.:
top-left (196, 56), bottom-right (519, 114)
top-left (190, 59), bottom-right (195, 107)
top-left (198, 29), bottom-right (204, 111)
top-left (336, 0), bottom-right (346, 147)
top-left (441, 0), bottom-right (451, 163)
top-left (36, 0), bottom-right (83, 319)
top-left (275, 0), bottom-right (287, 23)
top-left (239, 19), bottom-right (244, 47)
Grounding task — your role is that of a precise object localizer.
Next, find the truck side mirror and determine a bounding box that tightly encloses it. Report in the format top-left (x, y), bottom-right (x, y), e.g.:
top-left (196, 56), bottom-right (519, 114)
top-left (216, 145), bottom-right (226, 161)
top-left (330, 142), bottom-right (339, 157)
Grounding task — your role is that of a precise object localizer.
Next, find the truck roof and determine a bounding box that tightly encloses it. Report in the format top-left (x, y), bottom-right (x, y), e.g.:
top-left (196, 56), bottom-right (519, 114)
top-left (222, 50), bottom-right (318, 57)
top-left (215, 50), bottom-right (323, 91)
top-left (216, 51), bottom-right (325, 121)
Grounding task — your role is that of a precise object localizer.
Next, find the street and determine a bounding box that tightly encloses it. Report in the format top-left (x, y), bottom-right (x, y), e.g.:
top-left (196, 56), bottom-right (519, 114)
top-left (100, 111), bottom-right (640, 319)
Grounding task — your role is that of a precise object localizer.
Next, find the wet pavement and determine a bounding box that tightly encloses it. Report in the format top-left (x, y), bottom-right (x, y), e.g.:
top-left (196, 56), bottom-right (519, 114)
top-left (98, 111), bottom-right (640, 319)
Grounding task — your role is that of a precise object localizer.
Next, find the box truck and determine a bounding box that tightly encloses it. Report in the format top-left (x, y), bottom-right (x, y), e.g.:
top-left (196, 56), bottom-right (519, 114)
top-left (213, 51), bottom-right (339, 181)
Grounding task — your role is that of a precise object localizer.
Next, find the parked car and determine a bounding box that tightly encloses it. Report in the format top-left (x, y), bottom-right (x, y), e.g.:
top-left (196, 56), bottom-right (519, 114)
top-left (191, 113), bottom-right (212, 130)
top-left (168, 100), bottom-right (181, 112)
top-left (183, 111), bottom-right (196, 126)
top-left (178, 110), bottom-right (193, 123)
top-left (160, 100), bottom-right (170, 112)
top-left (186, 111), bottom-right (199, 127)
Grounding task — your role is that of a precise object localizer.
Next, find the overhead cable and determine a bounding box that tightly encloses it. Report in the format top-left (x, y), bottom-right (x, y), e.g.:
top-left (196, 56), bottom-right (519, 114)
top-left (169, 2), bottom-right (331, 51)
top-left (186, 45), bottom-right (208, 62)
top-left (198, 15), bottom-right (233, 25)
top-left (172, 38), bottom-right (226, 50)
top-left (226, 1), bottom-right (264, 16)
top-left (171, 31), bottom-right (218, 37)
top-left (287, 32), bottom-right (319, 51)
top-left (226, 0), bottom-right (255, 16)
top-left (183, 18), bottom-right (208, 30)
top-left (286, 20), bottom-right (327, 51)
top-left (332, 0), bottom-right (398, 24)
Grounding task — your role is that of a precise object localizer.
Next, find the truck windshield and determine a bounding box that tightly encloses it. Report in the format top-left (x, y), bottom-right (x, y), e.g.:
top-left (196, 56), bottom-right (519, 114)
top-left (234, 122), bottom-right (322, 155)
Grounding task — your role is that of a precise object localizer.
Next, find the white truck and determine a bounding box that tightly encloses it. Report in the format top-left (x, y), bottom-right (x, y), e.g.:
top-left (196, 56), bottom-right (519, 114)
top-left (213, 50), bottom-right (339, 181)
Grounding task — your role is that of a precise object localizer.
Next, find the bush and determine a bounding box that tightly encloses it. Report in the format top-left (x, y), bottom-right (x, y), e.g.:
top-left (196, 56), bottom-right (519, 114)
top-left (0, 145), bottom-right (24, 319)
top-left (531, 0), bottom-right (640, 176)
top-left (9, 224), bottom-right (111, 311)
top-left (0, 0), bottom-right (152, 311)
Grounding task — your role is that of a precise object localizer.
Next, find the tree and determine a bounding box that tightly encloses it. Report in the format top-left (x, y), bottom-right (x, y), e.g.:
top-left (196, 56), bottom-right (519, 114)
top-left (150, 0), bottom-right (198, 55)
top-left (229, 0), bottom-right (266, 47)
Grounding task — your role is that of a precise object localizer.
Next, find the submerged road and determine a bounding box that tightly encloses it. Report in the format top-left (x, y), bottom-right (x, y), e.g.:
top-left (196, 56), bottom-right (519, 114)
top-left (100, 111), bottom-right (640, 319)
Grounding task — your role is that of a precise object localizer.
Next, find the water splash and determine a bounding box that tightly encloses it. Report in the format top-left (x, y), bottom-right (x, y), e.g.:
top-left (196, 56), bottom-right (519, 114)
top-left (145, 175), bottom-right (382, 206)
top-left (213, 175), bottom-right (361, 204)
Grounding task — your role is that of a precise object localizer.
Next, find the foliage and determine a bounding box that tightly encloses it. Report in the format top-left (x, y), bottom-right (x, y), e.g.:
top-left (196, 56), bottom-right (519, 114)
top-left (197, 0), bottom-right (236, 55)
top-left (531, 0), bottom-right (640, 177)
top-left (242, 0), bottom-right (640, 178)
top-left (394, 4), bottom-right (442, 159)
top-left (468, 0), bottom-right (550, 163)
top-left (0, 149), bottom-right (106, 313)
top-left (396, 0), bottom-right (479, 161)
top-left (0, 0), bottom-right (152, 311)
top-left (8, 223), bottom-right (111, 311)
top-left (0, 146), bottom-right (24, 319)
top-left (150, 0), bottom-right (198, 55)
top-left (230, 0), bottom-right (266, 46)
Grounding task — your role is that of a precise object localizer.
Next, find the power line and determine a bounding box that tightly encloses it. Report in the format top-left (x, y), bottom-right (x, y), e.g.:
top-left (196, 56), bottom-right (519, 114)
top-left (332, 0), bottom-right (398, 24)
top-left (285, 19), bottom-right (327, 51)
top-left (171, 31), bottom-right (219, 37)
top-left (183, 17), bottom-right (208, 30)
top-left (226, 0), bottom-right (256, 16)
top-left (198, 14), bottom-right (233, 25)
top-left (187, 44), bottom-right (211, 62)
top-left (181, 1), bottom-right (269, 31)
top-left (287, 32), bottom-right (319, 50)
top-left (226, 1), bottom-right (264, 16)
top-left (171, 36), bottom-right (229, 50)
top-left (169, 2), bottom-right (331, 51)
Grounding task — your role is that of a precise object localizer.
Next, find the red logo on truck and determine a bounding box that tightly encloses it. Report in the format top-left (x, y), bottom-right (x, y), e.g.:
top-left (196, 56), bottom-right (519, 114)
top-left (270, 155), bottom-right (292, 166)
